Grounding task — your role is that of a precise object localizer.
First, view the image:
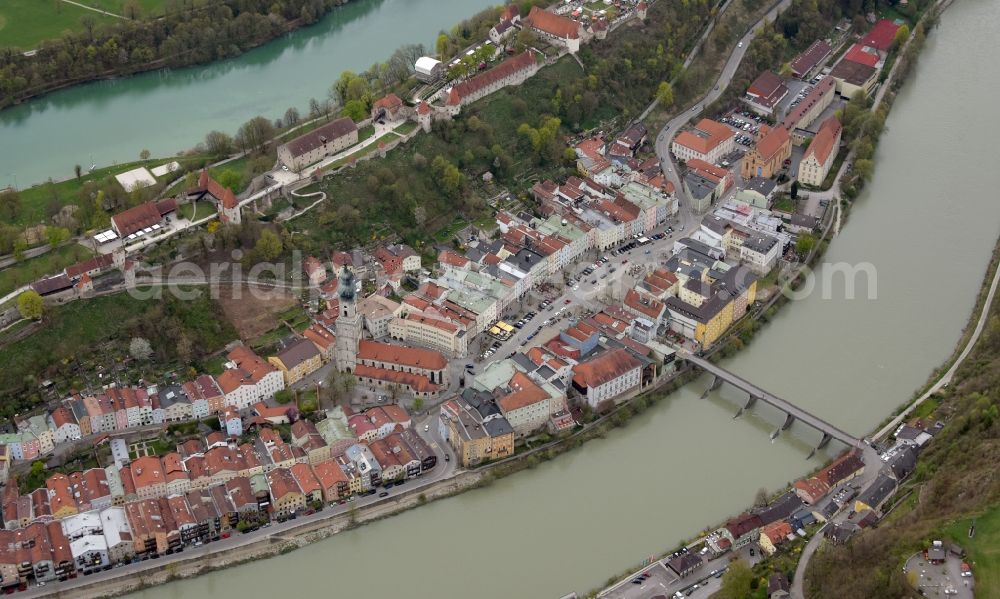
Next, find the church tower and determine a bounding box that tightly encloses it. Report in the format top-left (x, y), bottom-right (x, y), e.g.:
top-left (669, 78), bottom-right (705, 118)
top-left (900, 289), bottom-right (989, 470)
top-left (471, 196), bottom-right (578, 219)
top-left (335, 266), bottom-right (362, 373)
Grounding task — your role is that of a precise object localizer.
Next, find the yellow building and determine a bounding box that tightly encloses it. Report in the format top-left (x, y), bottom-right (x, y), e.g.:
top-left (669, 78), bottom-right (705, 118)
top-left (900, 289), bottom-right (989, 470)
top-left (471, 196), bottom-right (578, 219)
top-left (268, 339), bottom-right (323, 386)
top-left (440, 398), bottom-right (515, 467)
top-left (741, 125), bottom-right (791, 179)
top-left (265, 468), bottom-right (305, 518)
top-left (666, 268), bottom-right (757, 349)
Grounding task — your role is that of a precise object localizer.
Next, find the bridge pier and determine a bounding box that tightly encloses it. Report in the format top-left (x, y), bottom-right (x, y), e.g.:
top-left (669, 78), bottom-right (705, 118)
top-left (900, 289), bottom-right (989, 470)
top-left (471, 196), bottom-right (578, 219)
top-left (700, 375), bottom-right (724, 399)
top-left (781, 413), bottom-right (795, 431)
top-left (807, 433), bottom-right (833, 460)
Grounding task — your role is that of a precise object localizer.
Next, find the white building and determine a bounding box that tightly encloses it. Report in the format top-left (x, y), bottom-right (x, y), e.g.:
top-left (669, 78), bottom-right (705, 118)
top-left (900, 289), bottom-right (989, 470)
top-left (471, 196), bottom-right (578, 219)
top-left (277, 117), bottom-right (359, 172)
top-left (216, 347), bottom-right (285, 411)
top-left (571, 349), bottom-right (644, 409)
top-left (671, 119), bottom-right (736, 165)
top-left (797, 117), bottom-right (842, 187)
top-left (414, 56), bottom-right (445, 83)
top-left (739, 233), bottom-right (781, 274)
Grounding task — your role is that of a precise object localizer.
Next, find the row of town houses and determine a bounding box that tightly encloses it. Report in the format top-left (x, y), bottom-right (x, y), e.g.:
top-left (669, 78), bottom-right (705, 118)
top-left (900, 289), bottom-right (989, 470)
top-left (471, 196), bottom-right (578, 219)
top-left (0, 406), bottom-right (436, 586)
top-left (684, 418), bottom-right (937, 573)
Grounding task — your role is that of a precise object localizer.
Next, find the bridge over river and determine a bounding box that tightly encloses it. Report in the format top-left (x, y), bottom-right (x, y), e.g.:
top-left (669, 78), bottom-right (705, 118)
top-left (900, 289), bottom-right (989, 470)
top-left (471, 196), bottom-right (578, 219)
top-left (678, 350), bottom-right (865, 455)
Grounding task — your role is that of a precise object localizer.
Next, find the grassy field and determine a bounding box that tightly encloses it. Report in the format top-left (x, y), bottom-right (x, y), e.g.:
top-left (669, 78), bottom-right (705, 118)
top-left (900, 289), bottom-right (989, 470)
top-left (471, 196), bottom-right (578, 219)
top-left (0, 243), bottom-right (93, 297)
top-left (15, 156), bottom-right (205, 227)
top-left (0, 290), bottom-right (235, 416)
top-left (0, 0), bottom-right (115, 50)
top-left (182, 200), bottom-right (216, 222)
top-left (76, 0), bottom-right (167, 17)
top-left (326, 132), bottom-right (400, 169)
top-left (946, 506), bottom-right (1000, 595)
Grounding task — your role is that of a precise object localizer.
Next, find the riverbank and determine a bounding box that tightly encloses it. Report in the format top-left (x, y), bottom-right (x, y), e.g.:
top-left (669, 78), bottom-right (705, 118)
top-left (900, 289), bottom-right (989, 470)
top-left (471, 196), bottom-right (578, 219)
top-left (0, 0), bottom-right (359, 110)
top-left (27, 471), bottom-right (482, 599)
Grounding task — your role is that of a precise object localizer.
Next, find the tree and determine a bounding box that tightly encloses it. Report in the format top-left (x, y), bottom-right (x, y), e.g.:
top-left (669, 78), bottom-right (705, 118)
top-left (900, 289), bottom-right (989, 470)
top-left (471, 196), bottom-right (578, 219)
top-left (716, 560), bottom-right (753, 599)
top-left (894, 24), bottom-right (910, 49)
top-left (122, 0), bottom-right (141, 19)
top-left (140, 149), bottom-right (151, 160)
top-left (274, 389), bottom-right (293, 405)
top-left (655, 81), bottom-right (674, 107)
top-left (796, 233), bottom-right (817, 255)
top-left (412, 397), bottom-right (425, 412)
top-left (205, 130), bottom-right (234, 156)
top-left (46, 227), bottom-right (70, 248)
top-left (436, 33), bottom-right (449, 57)
top-left (255, 229), bottom-right (283, 261)
top-left (431, 155), bottom-right (463, 197)
top-left (283, 107), bottom-right (300, 127)
top-left (74, 164), bottom-right (82, 180)
top-left (341, 100), bottom-right (367, 122)
top-left (129, 337), bottom-right (153, 360)
top-left (176, 333), bottom-right (194, 364)
top-left (853, 158), bottom-right (875, 182)
top-left (235, 116), bottom-right (275, 155)
top-left (754, 487), bottom-right (769, 507)
top-left (790, 180), bottom-right (799, 199)
top-left (17, 290), bottom-right (44, 320)
top-left (0, 189), bottom-right (21, 222)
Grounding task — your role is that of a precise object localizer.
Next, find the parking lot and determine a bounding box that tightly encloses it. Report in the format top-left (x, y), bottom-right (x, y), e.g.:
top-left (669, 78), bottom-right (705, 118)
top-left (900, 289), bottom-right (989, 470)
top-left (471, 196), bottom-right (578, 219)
top-left (600, 546), bottom-right (736, 599)
top-left (475, 224), bottom-right (686, 368)
top-left (904, 550), bottom-right (974, 599)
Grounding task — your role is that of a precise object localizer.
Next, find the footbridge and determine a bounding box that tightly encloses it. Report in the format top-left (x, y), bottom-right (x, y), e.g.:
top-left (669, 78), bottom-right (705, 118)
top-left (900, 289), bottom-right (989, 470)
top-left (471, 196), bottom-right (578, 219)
top-left (678, 350), bottom-right (865, 454)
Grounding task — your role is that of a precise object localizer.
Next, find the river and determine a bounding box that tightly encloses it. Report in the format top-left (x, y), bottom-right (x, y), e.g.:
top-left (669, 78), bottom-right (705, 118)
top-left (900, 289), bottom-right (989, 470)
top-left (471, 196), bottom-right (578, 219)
top-left (0, 0), bottom-right (497, 189)
top-left (120, 0), bottom-right (999, 597)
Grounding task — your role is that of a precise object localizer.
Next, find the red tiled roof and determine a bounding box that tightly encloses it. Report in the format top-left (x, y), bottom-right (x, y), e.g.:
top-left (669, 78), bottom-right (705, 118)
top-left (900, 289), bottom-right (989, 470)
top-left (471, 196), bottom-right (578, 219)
top-left (803, 116), bottom-right (842, 166)
top-left (357, 340), bottom-right (447, 370)
top-left (312, 459), bottom-right (349, 492)
top-left (438, 249), bottom-right (471, 268)
top-left (447, 52), bottom-right (536, 106)
top-left (65, 253), bottom-right (113, 278)
top-left (726, 513), bottom-right (763, 539)
top-left (111, 199), bottom-right (177, 237)
top-left (331, 251), bottom-right (353, 267)
top-left (781, 77), bottom-right (836, 131)
top-left (195, 169), bottom-right (238, 209)
top-left (290, 463), bottom-right (321, 496)
top-left (282, 117), bottom-right (358, 158)
top-left (372, 93), bottom-right (404, 116)
top-left (404, 312), bottom-right (460, 333)
top-left (762, 521), bottom-right (793, 543)
top-left (498, 371), bottom-right (550, 412)
top-left (417, 101), bottom-right (430, 115)
top-left (754, 125), bottom-right (791, 161)
top-left (216, 346), bottom-right (277, 394)
top-left (624, 288), bottom-right (665, 320)
top-left (686, 158), bottom-right (729, 183)
top-left (572, 348), bottom-right (642, 389)
top-left (525, 6), bottom-right (579, 39)
top-left (747, 71), bottom-right (788, 108)
top-left (303, 323), bottom-right (336, 352)
top-left (794, 477), bottom-right (830, 501)
top-left (130, 455), bottom-right (166, 490)
top-left (50, 406), bottom-right (76, 429)
top-left (790, 40), bottom-right (833, 77)
top-left (862, 19), bottom-right (901, 52)
top-left (353, 364), bottom-right (438, 393)
top-left (844, 43), bottom-right (879, 68)
top-left (674, 119), bottom-right (734, 155)
top-left (266, 467), bottom-right (301, 501)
